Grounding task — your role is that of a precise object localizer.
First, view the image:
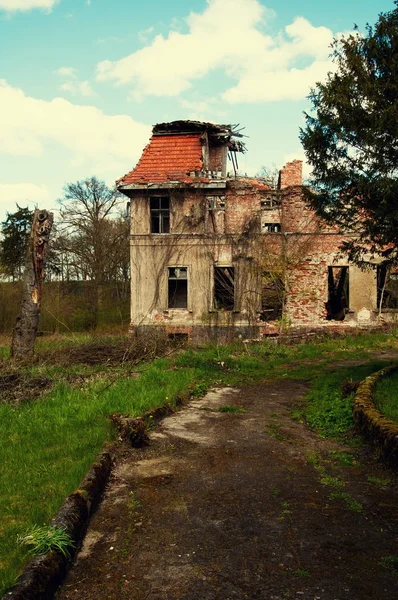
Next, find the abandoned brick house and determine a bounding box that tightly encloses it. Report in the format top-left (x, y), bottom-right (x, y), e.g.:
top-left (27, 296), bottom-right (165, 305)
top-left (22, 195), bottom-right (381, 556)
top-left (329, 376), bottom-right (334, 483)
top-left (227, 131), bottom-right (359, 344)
top-left (117, 120), bottom-right (396, 341)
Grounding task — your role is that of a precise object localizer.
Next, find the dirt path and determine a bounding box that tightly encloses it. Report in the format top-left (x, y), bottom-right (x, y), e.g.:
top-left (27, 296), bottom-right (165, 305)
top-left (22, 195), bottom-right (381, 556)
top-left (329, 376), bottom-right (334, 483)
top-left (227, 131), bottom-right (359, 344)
top-left (57, 380), bottom-right (398, 600)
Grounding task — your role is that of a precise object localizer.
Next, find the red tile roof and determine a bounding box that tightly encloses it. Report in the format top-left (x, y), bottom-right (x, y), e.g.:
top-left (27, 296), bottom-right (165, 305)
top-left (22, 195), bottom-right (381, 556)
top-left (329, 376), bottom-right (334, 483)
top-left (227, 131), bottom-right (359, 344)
top-left (118, 133), bottom-right (206, 185)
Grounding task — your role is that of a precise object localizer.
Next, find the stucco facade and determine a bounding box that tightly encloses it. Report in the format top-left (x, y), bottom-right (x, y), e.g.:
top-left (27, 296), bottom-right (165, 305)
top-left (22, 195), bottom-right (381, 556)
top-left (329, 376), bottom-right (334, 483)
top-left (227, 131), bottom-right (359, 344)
top-left (118, 120), bottom-right (389, 341)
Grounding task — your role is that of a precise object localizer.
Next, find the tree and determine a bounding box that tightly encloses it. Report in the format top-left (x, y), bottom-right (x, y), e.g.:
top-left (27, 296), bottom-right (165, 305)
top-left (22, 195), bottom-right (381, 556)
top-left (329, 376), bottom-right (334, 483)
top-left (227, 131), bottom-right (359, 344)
top-left (300, 2), bottom-right (398, 265)
top-left (57, 177), bottom-right (128, 324)
top-left (11, 210), bottom-right (54, 360)
top-left (0, 206), bottom-right (33, 280)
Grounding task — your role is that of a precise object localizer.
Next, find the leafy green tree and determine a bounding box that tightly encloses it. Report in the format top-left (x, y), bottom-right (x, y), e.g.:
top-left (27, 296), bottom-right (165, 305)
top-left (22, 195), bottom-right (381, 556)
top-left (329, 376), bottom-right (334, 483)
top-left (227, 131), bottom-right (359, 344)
top-left (300, 2), bottom-right (398, 264)
top-left (0, 206), bottom-right (33, 280)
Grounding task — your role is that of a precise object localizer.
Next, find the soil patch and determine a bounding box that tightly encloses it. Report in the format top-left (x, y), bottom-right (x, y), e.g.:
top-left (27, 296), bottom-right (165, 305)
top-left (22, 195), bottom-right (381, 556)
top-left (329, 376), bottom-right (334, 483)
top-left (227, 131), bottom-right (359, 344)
top-left (57, 380), bottom-right (398, 600)
top-left (0, 372), bottom-right (52, 405)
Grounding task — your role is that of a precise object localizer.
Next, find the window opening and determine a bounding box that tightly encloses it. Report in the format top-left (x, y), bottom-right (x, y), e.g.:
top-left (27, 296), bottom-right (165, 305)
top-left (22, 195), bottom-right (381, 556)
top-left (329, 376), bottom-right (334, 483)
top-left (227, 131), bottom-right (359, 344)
top-left (260, 272), bottom-right (284, 321)
top-left (327, 267), bottom-right (349, 320)
top-left (263, 222), bottom-right (281, 233)
top-left (261, 195), bottom-right (280, 210)
top-left (207, 196), bottom-right (226, 211)
top-left (168, 267), bottom-right (188, 308)
top-left (214, 267), bottom-right (235, 310)
top-left (377, 264), bottom-right (398, 309)
top-left (150, 197), bottom-right (170, 233)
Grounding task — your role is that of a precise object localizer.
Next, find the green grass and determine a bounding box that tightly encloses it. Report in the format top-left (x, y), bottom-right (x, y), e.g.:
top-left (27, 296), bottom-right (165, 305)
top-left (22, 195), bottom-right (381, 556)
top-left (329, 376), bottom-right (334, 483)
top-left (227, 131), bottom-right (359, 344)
top-left (17, 525), bottom-right (74, 558)
top-left (0, 331), bottom-right (397, 594)
top-left (374, 370), bottom-right (398, 423)
top-left (302, 362), bottom-right (388, 438)
top-left (328, 491), bottom-right (363, 512)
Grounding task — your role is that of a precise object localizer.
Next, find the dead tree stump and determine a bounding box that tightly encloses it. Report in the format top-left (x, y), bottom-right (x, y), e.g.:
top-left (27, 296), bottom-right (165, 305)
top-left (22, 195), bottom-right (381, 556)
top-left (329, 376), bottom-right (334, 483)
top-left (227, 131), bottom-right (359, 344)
top-left (11, 209), bottom-right (54, 360)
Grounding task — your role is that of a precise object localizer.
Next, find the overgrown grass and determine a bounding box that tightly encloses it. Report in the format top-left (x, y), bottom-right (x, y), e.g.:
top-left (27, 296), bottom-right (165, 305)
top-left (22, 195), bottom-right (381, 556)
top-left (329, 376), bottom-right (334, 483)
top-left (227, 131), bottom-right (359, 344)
top-left (0, 359), bottom-right (197, 594)
top-left (374, 370), bottom-right (398, 424)
top-left (0, 330), bottom-right (397, 594)
top-left (301, 362), bottom-right (388, 438)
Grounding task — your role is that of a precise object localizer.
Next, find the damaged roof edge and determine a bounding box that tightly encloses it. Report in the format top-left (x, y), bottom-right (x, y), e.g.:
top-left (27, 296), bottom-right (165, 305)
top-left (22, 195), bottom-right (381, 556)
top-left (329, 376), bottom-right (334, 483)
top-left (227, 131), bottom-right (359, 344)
top-left (152, 120), bottom-right (243, 136)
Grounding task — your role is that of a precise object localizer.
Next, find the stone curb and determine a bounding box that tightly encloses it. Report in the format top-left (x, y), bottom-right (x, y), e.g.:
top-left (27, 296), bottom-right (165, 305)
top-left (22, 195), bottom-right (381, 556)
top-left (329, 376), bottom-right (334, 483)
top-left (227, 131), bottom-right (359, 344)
top-left (2, 393), bottom-right (190, 600)
top-left (353, 365), bottom-right (398, 469)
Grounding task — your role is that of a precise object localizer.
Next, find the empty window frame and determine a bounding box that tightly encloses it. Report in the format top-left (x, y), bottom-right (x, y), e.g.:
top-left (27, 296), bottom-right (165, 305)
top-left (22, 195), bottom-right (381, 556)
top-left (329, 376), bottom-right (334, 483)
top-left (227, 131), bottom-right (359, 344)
top-left (207, 196), bottom-right (226, 211)
top-left (214, 267), bottom-right (235, 311)
top-left (377, 264), bottom-right (398, 309)
top-left (260, 272), bottom-right (284, 321)
top-left (168, 267), bottom-right (188, 309)
top-left (263, 222), bottom-right (281, 233)
top-left (327, 266), bottom-right (349, 320)
top-left (150, 197), bottom-right (170, 233)
top-left (261, 195), bottom-right (281, 210)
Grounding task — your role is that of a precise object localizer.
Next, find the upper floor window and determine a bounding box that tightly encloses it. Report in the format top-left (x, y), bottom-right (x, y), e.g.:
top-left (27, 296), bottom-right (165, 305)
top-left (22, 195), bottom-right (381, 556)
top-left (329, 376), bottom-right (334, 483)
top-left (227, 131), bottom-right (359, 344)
top-left (261, 195), bottom-right (280, 210)
top-left (263, 222), bottom-right (281, 233)
top-left (150, 197), bottom-right (170, 233)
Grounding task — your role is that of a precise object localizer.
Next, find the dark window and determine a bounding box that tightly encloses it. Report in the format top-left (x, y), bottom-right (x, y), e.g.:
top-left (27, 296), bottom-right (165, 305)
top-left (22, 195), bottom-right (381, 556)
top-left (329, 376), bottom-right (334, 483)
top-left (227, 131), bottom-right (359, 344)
top-left (377, 264), bottom-right (398, 309)
top-left (168, 267), bottom-right (188, 308)
top-left (263, 222), bottom-right (281, 233)
top-left (260, 272), bottom-right (284, 321)
top-left (150, 197), bottom-right (170, 233)
top-left (327, 266), bottom-right (349, 320)
top-left (214, 267), bottom-right (235, 310)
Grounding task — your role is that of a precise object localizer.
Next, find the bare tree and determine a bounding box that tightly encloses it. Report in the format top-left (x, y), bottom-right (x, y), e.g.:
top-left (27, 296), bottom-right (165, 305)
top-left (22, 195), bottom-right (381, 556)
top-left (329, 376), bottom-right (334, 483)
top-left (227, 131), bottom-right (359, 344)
top-left (57, 177), bottom-right (128, 325)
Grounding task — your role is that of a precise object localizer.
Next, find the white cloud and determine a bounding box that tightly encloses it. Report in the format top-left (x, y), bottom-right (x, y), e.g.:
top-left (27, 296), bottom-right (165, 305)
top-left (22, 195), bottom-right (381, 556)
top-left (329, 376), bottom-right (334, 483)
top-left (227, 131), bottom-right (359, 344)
top-left (0, 80), bottom-right (151, 175)
top-left (55, 66), bottom-right (77, 78)
top-left (0, 0), bottom-right (58, 11)
top-left (0, 183), bottom-right (50, 217)
top-left (60, 80), bottom-right (95, 97)
top-left (55, 67), bottom-right (96, 97)
top-left (96, 0), bottom-right (334, 103)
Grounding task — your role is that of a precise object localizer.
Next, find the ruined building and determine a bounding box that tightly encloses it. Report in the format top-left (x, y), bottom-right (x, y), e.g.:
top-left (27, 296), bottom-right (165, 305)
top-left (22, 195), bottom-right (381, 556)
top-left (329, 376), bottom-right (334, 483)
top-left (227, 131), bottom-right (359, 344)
top-left (117, 120), bottom-right (395, 341)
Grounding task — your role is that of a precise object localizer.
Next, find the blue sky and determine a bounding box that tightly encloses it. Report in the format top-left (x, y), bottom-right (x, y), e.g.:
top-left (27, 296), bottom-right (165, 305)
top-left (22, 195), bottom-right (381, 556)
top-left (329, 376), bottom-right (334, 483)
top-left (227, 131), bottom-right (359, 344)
top-left (0, 0), bottom-right (394, 220)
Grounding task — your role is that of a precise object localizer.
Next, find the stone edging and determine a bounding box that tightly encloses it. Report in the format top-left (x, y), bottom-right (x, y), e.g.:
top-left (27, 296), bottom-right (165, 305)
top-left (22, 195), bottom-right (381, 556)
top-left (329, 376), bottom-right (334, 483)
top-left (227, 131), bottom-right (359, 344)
top-left (2, 394), bottom-right (189, 600)
top-left (353, 365), bottom-right (398, 469)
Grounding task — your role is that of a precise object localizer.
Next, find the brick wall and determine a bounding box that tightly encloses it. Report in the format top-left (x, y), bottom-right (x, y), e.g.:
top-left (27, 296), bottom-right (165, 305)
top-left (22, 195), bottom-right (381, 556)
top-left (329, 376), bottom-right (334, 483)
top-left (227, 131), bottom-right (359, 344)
top-left (279, 160), bottom-right (303, 188)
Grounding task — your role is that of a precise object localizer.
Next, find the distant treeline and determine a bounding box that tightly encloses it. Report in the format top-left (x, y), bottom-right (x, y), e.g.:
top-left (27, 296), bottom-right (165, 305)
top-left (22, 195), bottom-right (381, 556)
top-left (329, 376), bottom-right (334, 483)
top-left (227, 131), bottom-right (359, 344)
top-left (0, 281), bottom-right (130, 334)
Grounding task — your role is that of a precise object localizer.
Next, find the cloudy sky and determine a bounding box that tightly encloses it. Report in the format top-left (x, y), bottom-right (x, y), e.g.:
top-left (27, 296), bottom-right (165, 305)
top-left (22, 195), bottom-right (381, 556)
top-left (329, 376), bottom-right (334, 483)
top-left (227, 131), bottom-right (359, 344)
top-left (0, 0), bottom-right (392, 221)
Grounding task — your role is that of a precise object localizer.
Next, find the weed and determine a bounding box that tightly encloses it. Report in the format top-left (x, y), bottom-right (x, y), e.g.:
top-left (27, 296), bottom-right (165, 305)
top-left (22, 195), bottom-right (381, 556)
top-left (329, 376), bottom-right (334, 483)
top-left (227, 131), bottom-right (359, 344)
top-left (320, 475), bottom-right (345, 489)
top-left (269, 412), bottom-right (279, 418)
top-left (17, 525), bottom-right (74, 558)
top-left (128, 492), bottom-right (140, 512)
top-left (328, 491), bottom-right (362, 512)
top-left (218, 405), bottom-right (247, 413)
top-left (272, 488), bottom-right (280, 495)
top-left (367, 476), bottom-right (392, 488)
top-left (294, 569), bottom-right (311, 578)
top-left (379, 555), bottom-right (398, 573)
top-left (190, 381), bottom-right (208, 398)
top-left (265, 422), bottom-right (287, 441)
top-left (328, 450), bottom-right (356, 466)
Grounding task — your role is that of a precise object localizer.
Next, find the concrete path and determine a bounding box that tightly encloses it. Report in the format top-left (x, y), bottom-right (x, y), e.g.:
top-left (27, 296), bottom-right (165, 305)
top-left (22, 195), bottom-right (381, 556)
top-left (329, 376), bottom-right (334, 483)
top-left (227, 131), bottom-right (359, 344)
top-left (57, 381), bottom-right (398, 600)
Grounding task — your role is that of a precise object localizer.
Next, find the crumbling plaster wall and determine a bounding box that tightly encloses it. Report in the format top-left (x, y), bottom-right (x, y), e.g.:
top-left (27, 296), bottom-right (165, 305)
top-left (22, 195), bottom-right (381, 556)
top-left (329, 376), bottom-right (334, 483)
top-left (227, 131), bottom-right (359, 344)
top-left (128, 171), bottom-right (380, 338)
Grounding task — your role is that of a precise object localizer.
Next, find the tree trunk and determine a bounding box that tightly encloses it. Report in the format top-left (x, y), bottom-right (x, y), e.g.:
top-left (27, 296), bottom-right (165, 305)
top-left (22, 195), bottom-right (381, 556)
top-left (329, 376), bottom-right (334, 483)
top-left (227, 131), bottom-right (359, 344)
top-left (11, 210), bottom-right (54, 360)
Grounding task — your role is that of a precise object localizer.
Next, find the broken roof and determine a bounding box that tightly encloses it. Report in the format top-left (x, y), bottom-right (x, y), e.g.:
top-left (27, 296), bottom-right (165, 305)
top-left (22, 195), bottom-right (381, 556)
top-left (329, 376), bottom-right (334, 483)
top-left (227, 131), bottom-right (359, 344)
top-left (117, 120), bottom-right (246, 188)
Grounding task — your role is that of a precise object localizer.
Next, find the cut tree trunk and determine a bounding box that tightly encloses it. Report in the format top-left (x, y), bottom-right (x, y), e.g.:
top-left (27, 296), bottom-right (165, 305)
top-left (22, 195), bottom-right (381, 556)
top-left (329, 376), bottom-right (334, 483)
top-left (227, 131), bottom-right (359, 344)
top-left (11, 210), bottom-right (54, 360)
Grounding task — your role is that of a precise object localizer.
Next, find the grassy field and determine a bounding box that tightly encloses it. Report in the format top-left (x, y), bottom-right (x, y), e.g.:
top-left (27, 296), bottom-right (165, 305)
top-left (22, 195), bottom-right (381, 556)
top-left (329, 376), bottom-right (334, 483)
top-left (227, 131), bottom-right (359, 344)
top-left (374, 369), bottom-right (398, 423)
top-left (0, 330), bottom-right (397, 594)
